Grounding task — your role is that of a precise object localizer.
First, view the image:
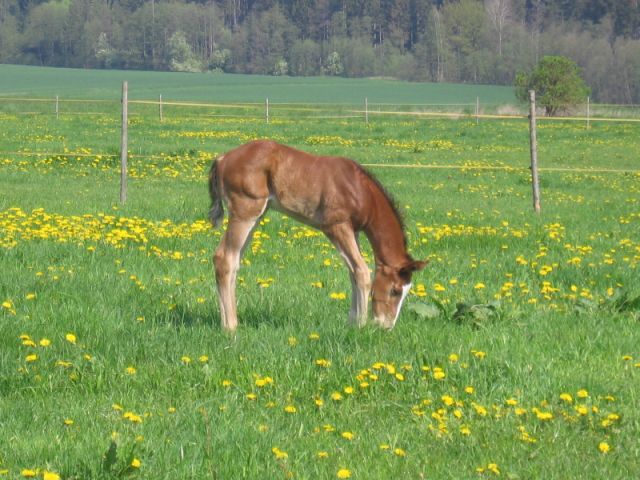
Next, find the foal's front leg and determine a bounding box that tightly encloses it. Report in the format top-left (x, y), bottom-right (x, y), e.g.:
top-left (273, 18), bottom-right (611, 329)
top-left (325, 224), bottom-right (371, 327)
top-left (213, 218), bottom-right (258, 331)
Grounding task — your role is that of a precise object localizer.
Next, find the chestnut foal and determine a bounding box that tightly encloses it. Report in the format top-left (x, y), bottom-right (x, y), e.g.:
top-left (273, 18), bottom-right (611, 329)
top-left (209, 140), bottom-right (426, 331)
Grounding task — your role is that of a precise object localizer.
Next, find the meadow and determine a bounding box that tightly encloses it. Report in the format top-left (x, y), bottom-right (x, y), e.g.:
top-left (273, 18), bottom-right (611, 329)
top-left (1, 70), bottom-right (639, 479)
top-left (0, 64), bottom-right (516, 105)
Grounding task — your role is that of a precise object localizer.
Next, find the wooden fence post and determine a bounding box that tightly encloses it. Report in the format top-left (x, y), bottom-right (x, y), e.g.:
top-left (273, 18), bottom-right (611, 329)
top-left (529, 90), bottom-right (541, 214)
top-left (266, 98), bottom-right (269, 124)
top-left (587, 96), bottom-right (590, 130)
top-left (55, 95), bottom-right (59, 120)
top-left (476, 96), bottom-right (479, 125)
top-left (120, 81), bottom-right (128, 204)
top-left (159, 94), bottom-right (163, 122)
top-left (365, 97), bottom-right (369, 124)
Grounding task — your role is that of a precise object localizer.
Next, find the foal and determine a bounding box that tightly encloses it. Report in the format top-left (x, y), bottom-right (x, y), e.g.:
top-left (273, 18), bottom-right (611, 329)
top-left (209, 140), bottom-right (426, 331)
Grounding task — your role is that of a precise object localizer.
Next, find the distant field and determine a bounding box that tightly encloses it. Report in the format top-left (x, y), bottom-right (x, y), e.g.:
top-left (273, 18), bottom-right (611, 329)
top-left (0, 64), bottom-right (516, 105)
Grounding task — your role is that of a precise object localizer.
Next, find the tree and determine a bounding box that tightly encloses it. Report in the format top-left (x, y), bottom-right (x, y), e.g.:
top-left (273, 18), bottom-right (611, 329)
top-left (515, 55), bottom-right (591, 116)
top-left (485, 0), bottom-right (512, 57)
top-left (167, 31), bottom-right (202, 72)
top-left (324, 51), bottom-right (343, 75)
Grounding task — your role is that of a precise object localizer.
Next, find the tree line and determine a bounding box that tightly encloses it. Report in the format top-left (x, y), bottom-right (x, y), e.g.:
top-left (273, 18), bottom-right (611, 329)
top-left (1, 0), bottom-right (639, 103)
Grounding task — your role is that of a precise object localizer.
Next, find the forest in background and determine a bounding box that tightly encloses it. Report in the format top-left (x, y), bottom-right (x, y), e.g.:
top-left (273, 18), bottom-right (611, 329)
top-left (1, 0), bottom-right (639, 103)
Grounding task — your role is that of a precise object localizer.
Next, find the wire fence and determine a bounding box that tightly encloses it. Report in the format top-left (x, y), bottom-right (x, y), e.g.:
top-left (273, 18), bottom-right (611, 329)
top-left (2, 95), bottom-right (640, 180)
top-left (2, 96), bottom-right (640, 123)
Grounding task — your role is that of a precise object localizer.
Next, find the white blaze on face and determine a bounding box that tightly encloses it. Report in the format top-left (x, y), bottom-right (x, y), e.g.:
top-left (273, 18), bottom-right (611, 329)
top-left (389, 283), bottom-right (412, 328)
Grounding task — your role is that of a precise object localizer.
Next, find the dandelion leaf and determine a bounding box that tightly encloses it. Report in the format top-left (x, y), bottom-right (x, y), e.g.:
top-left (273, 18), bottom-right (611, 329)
top-left (408, 302), bottom-right (442, 319)
top-left (453, 301), bottom-right (499, 326)
top-left (102, 441), bottom-right (118, 473)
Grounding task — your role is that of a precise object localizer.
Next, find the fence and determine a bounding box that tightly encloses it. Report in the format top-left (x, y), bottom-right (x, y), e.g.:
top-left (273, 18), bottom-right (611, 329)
top-left (2, 95), bottom-right (640, 123)
top-left (2, 90), bottom-right (639, 213)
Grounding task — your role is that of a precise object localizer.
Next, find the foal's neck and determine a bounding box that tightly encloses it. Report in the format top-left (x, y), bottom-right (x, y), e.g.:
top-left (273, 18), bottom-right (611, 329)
top-left (363, 192), bottom-right (411, 269)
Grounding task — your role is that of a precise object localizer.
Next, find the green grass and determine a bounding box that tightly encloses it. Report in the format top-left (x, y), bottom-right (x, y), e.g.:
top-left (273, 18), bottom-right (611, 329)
top-left (1, 74), bottom-right (639, 479)
top-left (0, 64), bottom-right (515, 104)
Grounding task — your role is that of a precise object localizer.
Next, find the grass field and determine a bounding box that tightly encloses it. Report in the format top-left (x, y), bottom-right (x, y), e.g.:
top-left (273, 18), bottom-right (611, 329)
top-left (1, 69), bottom-right (640, 479)
top-left (0, 64), bottom-right (516, 105)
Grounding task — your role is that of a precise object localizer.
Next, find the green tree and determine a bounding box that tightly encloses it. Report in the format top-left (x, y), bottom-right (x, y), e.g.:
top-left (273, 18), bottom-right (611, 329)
top-left (167, 30), bottom-right (202, 72)
top-left (324, 51), bottom-right (343, 76)
top-left (515, 55), bottom-right (591, 116)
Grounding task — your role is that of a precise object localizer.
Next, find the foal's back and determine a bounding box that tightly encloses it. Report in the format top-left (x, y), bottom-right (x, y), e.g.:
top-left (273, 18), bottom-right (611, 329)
top-left (219, 140), bottom-right (372, 229)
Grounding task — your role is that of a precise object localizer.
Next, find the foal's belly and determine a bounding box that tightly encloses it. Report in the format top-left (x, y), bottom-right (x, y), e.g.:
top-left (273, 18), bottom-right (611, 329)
top-left (267, 195), bottom-right (327, 230)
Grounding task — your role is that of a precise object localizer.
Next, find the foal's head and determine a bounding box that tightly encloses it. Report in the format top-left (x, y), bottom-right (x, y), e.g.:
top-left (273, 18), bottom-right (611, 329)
top-left (372, 259), bottom-right (427, 329)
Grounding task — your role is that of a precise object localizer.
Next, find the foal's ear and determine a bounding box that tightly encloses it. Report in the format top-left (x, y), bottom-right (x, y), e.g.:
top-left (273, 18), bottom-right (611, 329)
top-left (399, 259), bottom-right (429, 278)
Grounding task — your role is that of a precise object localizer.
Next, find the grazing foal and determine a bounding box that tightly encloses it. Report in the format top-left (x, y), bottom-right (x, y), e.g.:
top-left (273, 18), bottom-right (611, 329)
top-left (209, 140), bottom-right (426, 331)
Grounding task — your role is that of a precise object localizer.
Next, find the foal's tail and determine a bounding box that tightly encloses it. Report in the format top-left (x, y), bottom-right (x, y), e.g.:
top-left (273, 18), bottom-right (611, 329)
top-left (208, 157), bottom-right (224, 228)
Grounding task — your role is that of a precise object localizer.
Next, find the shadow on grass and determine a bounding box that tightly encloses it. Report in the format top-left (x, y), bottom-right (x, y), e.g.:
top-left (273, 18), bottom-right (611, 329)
top-left (165, 303), bottom-right (293, 330)
top-left (166, 304), bottom-right (216, 329)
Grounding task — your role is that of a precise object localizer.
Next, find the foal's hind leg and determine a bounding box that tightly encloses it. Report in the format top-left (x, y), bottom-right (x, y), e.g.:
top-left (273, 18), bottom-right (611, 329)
top-left (214, 199), bottom-right (267, 331)
top-left (325, 224), bottom-right (371, 327)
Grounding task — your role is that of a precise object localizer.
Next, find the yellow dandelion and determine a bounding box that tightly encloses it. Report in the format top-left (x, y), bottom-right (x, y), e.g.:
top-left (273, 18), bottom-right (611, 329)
top-left (130, 458), bottom-right (141, 468)
top-left (317, 451), bottom-right (329, 459)
top-left (577, 389), bottom-right (589, 398)
top-left (284, 405), bottom-right (297, 414)
top-left (272, 447), bottom-right (288, 460)
top-left (123, 412), bottom-right (143, 423)
top-left (559, 393), bottom-right (573, 403)
top-left (598, 442), bottom-right (611, 453)
top-left (535, 410), bottom-right (553, 421)
top-left (394, 448), bottom-right (406, 457)
top-left (39, 338), bottom-right (51, 347)
top-left (341, 431), bottom-right (354, 440)
top-left (25, 354), bottom-right (38, 363)
top-left (337, 469), bottom-right (351, 479)
top-left (65, 333), bottom-right (77, 344)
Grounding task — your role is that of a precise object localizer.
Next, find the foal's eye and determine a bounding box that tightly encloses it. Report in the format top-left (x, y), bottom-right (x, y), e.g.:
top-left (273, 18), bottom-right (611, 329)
top-left (390, 287), bottom-right (402, 297)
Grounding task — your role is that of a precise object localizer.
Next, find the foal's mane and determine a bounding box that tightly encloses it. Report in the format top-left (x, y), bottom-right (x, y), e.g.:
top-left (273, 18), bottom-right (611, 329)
top-left (353, 161), bottom-right (407, 247)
